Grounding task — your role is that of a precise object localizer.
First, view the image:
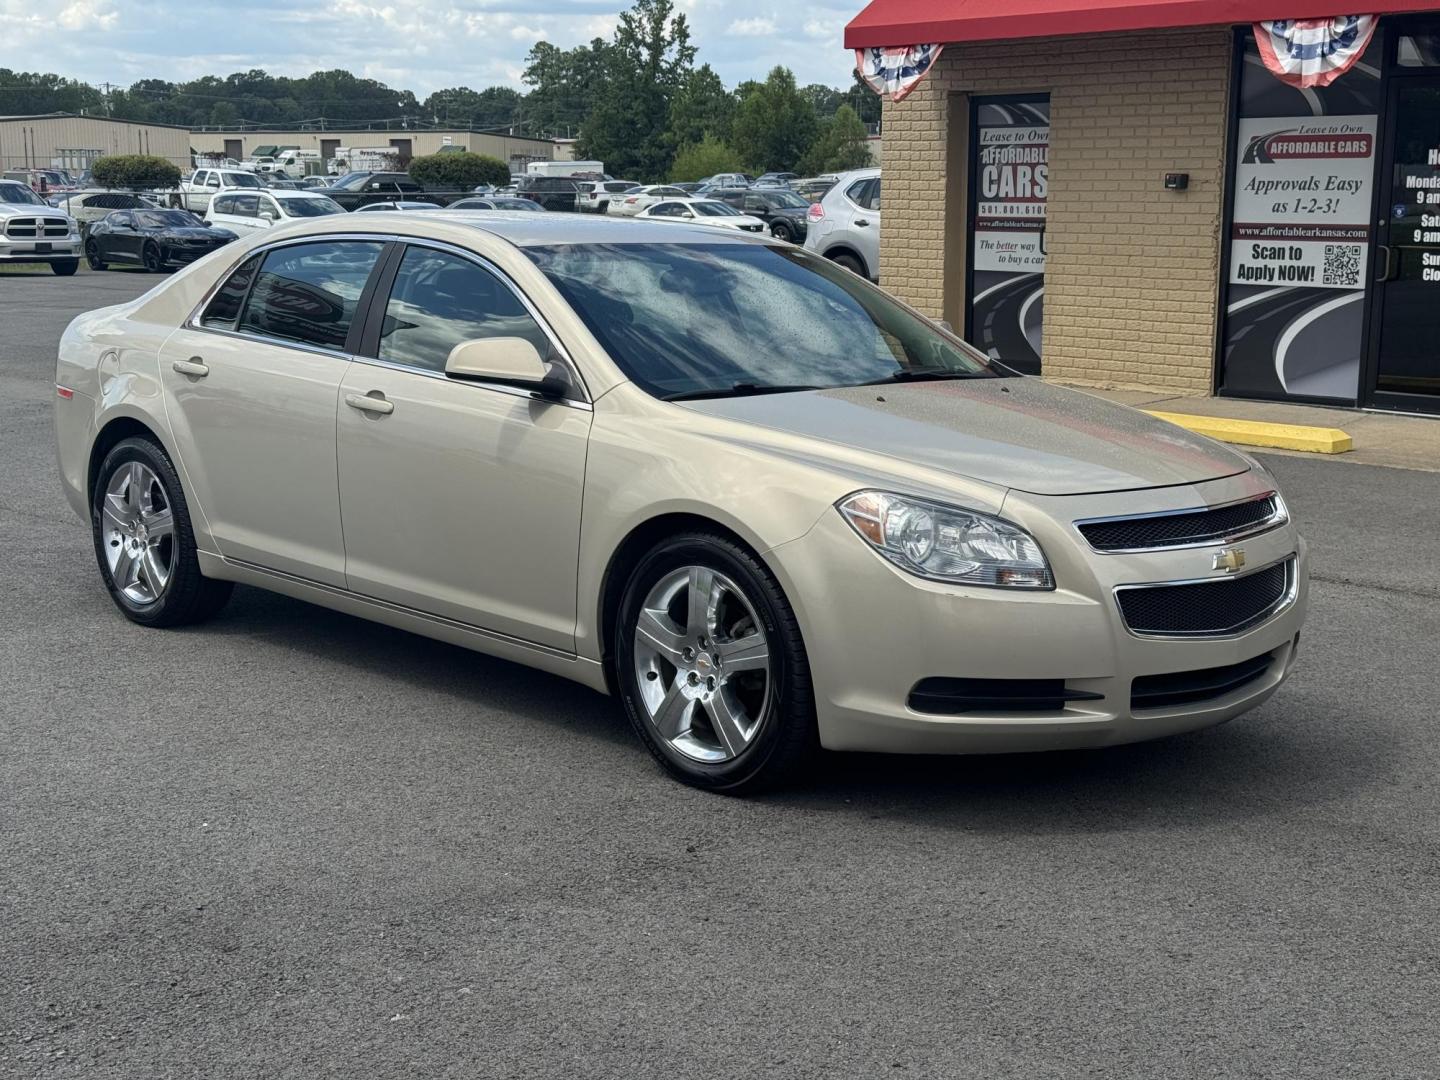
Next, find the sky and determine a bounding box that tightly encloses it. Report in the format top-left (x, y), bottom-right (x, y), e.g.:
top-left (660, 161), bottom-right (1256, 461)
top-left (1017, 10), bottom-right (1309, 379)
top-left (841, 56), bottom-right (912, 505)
top-left (1, 0), bottom-right (864, 97)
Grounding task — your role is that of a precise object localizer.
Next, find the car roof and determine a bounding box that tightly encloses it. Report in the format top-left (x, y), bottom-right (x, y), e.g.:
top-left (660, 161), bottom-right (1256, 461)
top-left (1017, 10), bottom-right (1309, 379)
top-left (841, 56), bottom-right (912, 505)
top-left (304, 210), bottom-right (776, 248)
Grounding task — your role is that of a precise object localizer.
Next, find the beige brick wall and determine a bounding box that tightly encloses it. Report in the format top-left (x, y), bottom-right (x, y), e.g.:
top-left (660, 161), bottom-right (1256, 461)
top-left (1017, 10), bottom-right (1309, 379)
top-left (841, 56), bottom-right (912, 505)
top-left (880, 28), bottom-right (1233, 394)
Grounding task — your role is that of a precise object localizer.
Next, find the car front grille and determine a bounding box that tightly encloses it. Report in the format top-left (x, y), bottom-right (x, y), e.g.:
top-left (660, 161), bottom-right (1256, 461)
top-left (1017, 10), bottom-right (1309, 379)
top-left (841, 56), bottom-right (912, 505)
top-left (5, 216), bottom-right (70, 239)
top-left (1116, 557), bottom-right (1294, 637)
top-left (1131, 651), bottom-right (1275, 711)
top-left (1078, 493), bottom-right (1282, 552)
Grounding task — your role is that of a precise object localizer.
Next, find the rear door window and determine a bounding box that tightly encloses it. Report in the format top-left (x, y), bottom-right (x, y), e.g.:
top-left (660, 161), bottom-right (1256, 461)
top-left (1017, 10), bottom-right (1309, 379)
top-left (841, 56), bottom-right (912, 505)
top-left (237, 241), bottom-right (385, 352)
top-left (200, 254), bottom-right (262, 330)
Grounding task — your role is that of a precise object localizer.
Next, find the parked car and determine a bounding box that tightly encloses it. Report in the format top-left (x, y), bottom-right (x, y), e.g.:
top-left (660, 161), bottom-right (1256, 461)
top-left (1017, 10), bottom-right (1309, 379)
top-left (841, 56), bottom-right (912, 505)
top-left (803, 167), bottom-right (880, 280)
top-left (696, 172), bottom-right (752, 190)
top-left (204, 190), bottom-right (347, 234)
top-left (297, 176), bottom-right (332, 190)
top-left (754, 172), bottom-right (798, 188)
top-left (324, 172), bottom-right (427, 210)
top-left (176, 168), bottom-right (267, 212)
top-left (53, 213), bottom-right (1308, 793)
top-left (3, 168), bottom-right (78, 195)
top-left (0, 178), bottom-right (80, 274)
top-left (635, 199), bottom-right (766, 232)
top-left (446, 197), bottom-right (545, 212)
top-left (513, 176), bottom-right (581, 212)
top-left (711, 188), bottom-right (812, 243)
top-left (45, 191), bottom-right (158, 232)
top-left (607, 185), bottom-right (694, 217)
top-left (354, 201), bottom-right (443, 212)
top-left (578, 180), bottom-right (642, 214)
top-left (84, 208), bottom-right (236, 272)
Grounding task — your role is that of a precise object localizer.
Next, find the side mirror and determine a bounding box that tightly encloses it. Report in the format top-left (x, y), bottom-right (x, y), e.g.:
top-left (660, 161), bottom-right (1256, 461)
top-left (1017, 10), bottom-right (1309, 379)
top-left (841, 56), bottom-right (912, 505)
top-left (259, 207), bottom-right (278, 221)
top-left (445, 337), bottom-right (564, 398)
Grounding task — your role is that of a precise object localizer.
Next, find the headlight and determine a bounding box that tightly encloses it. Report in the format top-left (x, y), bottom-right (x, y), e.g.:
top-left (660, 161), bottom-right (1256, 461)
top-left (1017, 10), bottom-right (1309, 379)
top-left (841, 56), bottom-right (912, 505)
top-left (837, 491), bottom-right (1054, 589)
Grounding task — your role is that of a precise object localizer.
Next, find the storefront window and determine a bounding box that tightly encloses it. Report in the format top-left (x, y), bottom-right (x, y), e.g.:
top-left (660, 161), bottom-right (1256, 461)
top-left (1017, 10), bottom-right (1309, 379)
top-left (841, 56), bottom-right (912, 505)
top-left (1219, 30), bottom-right (1382, 403)
top-left (1397, 32), bottom-right (1440, 66)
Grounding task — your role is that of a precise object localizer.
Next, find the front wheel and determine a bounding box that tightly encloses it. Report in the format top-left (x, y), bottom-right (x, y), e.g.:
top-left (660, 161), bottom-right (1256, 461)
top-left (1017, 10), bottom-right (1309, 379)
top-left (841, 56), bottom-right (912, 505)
top-left (52, 259), bottom-right (80, 276)
top-left (142, 243), bottom-right (165, 273)
top-left (615, 533), bottom-right (817, 793)
top-left (85, 241), bottom-right (107, 271)
top-left (770, 222), bottom-right (793, 244)
top-left (92, 437), bottom-right (233, 627)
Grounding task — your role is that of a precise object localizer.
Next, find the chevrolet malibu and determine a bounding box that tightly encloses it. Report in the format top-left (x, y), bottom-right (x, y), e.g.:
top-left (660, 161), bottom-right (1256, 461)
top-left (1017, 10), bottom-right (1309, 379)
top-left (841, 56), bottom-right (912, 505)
top-left (55, 214), bottom-right (1307, 792)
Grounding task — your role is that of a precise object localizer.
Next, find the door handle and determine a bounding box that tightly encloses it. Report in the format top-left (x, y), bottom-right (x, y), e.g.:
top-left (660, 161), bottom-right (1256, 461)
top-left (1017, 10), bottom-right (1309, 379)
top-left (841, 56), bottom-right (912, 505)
top-left (172, 358), bottom-right (209, 377)
top-left (854, 218), bottom-right (870, 227)
top-left (1375, 244), bottom-right (1394, 282)
top-left (345, 392), bottom-right (394, 415)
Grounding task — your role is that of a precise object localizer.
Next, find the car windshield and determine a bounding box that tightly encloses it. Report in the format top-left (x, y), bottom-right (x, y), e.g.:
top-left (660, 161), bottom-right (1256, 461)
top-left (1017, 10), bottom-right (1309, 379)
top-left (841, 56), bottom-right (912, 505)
top-left (224, 173), bottom-right (263, 188)
top-left (526, 243), bottom-right (1002, 399)
top-left (136, 210), bottom-right (201, 228)
top-left (767, 192), bottom-right (809, 209)
top-left (278, 196), bottom-right (343, 217)
top-left (328, 173), bottom-right (368, 190)
top-left (0, 184), bottom-right (44, 205)
top-left (693, 202), bottom-right (739, 217)
top-left (498, 199), bottom-right (542, 210)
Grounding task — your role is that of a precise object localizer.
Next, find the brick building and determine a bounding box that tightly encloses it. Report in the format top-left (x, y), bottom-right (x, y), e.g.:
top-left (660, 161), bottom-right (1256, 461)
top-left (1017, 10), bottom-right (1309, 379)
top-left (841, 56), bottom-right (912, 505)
top-left (846, 3), bottom-right (1440, 416)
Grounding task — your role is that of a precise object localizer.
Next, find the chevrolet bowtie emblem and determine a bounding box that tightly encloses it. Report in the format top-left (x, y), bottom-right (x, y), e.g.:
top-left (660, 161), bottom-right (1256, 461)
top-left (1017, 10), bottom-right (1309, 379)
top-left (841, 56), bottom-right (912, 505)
top-left (1213, 548), bottom-right (1247, 573)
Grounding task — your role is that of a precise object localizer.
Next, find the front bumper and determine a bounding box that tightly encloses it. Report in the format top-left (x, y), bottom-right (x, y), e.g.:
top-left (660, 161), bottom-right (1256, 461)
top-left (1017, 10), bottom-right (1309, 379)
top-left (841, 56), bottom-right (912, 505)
top-left (0, 235), bottom-right (80, 262)
top-left (770, 470), bottom-right (1308, 754)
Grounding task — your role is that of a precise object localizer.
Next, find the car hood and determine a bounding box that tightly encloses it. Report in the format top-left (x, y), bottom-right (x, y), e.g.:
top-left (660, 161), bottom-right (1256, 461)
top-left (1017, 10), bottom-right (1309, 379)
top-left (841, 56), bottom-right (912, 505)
top-left (0, 203), bottom-right (66, 219)
top-left (681, 378), bottom-right (1249, 496)
top-left (160, 227), bottom-right (228, 239)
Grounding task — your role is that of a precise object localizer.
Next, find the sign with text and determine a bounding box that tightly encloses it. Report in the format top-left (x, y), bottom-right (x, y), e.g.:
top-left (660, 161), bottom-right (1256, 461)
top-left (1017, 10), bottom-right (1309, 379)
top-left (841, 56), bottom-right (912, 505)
top-left (1229, 114), bottom-right (1377, 290)
top-left (973, 123), bottom-right (1048, 272)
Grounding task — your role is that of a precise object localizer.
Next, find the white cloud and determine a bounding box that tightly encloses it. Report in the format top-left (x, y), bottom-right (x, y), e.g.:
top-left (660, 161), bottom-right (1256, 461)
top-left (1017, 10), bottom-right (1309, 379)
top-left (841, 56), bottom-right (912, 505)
top-left (726, 17), bottom-right (776, 36)
top-left (56, 0), bottom-right (118, 31)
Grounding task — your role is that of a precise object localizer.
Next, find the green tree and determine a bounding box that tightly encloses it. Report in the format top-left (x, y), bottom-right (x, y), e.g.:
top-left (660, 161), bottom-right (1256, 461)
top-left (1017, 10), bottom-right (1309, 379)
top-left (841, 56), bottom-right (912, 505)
top-left (577, 0), bottom-right (696, 179)
top-left (409, 151), bottom-right (510, 190)
top-left (666, 64), bottom-right (732, 152)
top-left (800, 83), bottom-right (844, 117)
top-left (798, 105), bottom-right (872, 175)
top-left (844, 72), bottom-right (882, 126)
top-left (423, 86), bottom-right (523, 129)
top-left (523, 40), bottom-right (611, 137)
top-left (669, 135), bottom-right (743, 182)
top-left (728, 66), bottom-right (817, 173)
top-left (91, 154), bottom-right (181, 190)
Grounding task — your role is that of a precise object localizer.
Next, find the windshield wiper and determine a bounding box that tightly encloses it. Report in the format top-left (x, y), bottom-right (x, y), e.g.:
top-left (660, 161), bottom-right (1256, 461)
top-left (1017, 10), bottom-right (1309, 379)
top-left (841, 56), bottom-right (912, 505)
top-left (662, 382), bottom-right (821, 402)
top-left (856, 370), bottom-right (990, 386)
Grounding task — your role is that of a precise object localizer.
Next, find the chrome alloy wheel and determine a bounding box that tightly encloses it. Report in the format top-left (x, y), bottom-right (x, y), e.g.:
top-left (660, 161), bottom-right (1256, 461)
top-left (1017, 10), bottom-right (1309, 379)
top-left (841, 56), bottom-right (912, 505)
top-left (633, 565), bottom-right (772, 763)
top-left (101, 461), bottom-right (175, 605)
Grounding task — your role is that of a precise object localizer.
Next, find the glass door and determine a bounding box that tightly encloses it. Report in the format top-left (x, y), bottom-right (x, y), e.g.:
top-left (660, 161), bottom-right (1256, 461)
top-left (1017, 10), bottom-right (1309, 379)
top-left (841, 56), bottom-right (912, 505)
top-left (967, 96), bottom-right (1049, 375)
top-left (1368, 74), bottom-right (1440, 411)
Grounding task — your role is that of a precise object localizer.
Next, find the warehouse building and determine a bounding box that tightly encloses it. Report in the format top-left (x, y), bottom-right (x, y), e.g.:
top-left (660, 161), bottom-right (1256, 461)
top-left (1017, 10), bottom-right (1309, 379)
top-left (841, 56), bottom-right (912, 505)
top-left (188, 128), bottom-right (554, 175)
top-left (849, 2), bottom-right (1440, 415)
top-left (0, 113), bottom-right (192, 175)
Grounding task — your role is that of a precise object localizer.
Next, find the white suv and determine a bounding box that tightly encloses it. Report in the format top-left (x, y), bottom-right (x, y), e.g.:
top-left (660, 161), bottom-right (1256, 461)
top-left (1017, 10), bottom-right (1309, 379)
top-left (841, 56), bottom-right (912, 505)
top-left (204, 189), bottom-right (346, 234)
top-left (802, 167), bottom-right (880, 281)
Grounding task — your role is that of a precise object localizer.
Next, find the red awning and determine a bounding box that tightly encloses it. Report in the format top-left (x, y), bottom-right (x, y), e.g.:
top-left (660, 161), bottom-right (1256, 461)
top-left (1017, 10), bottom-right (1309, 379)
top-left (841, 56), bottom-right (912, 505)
top-left (845, 0), bottom-right (1440, 49)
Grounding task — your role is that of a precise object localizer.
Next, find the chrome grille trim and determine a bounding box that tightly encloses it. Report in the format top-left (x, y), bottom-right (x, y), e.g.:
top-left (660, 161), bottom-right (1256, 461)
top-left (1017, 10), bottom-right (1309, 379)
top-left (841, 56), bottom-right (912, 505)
top-left (1074, 491), bottom-right (1286, 553)
top-left (1113, 556), bottom-right (1298, 639)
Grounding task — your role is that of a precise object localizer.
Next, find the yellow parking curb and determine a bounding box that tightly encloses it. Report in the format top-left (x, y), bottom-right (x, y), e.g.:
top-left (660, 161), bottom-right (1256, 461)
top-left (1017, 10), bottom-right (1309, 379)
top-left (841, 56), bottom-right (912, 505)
top-left (1145, 410), bottom-right (1353, 454)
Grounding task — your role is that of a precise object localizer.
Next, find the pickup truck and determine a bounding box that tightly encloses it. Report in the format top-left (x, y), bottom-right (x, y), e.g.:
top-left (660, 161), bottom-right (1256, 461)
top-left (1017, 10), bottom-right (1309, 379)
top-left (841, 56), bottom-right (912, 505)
top-left (0, 178), bottom-right (81, 274)
top-left (169, 168), bottom-right (267, 211)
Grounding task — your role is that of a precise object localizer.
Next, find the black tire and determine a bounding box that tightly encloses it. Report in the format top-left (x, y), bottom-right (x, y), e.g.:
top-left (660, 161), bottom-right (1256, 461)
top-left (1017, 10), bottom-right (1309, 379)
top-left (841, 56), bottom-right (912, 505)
top-left (614, 532), bottom-right (817, 794)
top-left (92, 436), bottom-right (233, 628)
top-left (830, 252), bottom-right (865, 276)
top-left (52, 259), bottom-right (80, 277)
top-left (85, 241), bottom-right (106, 271)
top-left (142, 243), bottom-right (165, 273)
top-left (770, 222), bottom-right (793, 244)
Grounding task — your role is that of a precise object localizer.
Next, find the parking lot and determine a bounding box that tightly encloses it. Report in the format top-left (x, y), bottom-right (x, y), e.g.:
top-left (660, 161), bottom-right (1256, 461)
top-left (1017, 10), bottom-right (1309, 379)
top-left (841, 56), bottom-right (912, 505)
top-left (3, 270), bottom-right (1439, 1078)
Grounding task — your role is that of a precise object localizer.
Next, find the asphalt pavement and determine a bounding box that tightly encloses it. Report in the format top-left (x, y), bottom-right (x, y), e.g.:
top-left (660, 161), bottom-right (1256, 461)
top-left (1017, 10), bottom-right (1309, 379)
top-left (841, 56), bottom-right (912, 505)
top-left (2, 270), bottom-right (1438, 1079)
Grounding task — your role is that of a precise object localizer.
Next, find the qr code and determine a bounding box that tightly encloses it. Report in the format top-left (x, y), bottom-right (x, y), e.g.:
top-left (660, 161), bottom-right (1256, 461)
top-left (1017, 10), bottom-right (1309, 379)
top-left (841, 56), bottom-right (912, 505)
top-left (1323, 244), bottom-right (1362, 286)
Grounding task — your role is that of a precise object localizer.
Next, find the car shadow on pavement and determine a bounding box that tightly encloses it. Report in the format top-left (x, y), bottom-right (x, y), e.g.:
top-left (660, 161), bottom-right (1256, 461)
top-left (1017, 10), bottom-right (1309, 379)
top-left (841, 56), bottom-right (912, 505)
top-left (174, 585), bottom-right (1374, 832)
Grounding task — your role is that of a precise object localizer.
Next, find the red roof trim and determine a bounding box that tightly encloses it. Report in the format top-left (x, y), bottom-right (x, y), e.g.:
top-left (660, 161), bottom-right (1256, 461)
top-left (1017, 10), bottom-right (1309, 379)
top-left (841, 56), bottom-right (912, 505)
top-left (844, 0), bottom-right (1440, 49)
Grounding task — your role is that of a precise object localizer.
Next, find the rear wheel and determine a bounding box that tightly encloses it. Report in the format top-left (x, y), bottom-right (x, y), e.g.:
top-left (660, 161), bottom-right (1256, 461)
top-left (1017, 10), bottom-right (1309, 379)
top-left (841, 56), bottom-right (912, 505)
top-left (84, 241), bottom-right (106, 271)
top-left (830, 251), bottom-right (865, 276)
top-left (615, 532), bottom-right (817, 793)
top-left (142, 243), bottom-right (165, 273)
top-left (52, 259), bottom-right (79, 276)
top-left (770, 222), bottom-right (794, 244)
top-left (92, 437), bottom-right (233, 627)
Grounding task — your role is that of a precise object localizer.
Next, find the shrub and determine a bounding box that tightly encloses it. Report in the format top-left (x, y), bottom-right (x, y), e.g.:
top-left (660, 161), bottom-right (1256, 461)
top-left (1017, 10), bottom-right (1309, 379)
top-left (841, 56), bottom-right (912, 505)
top-left (409, 152), bottom-right (511, 190)
top-left (91, 155), bottom-right (182, 191)
top-left (669, 135), bottom-right (744, 183)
